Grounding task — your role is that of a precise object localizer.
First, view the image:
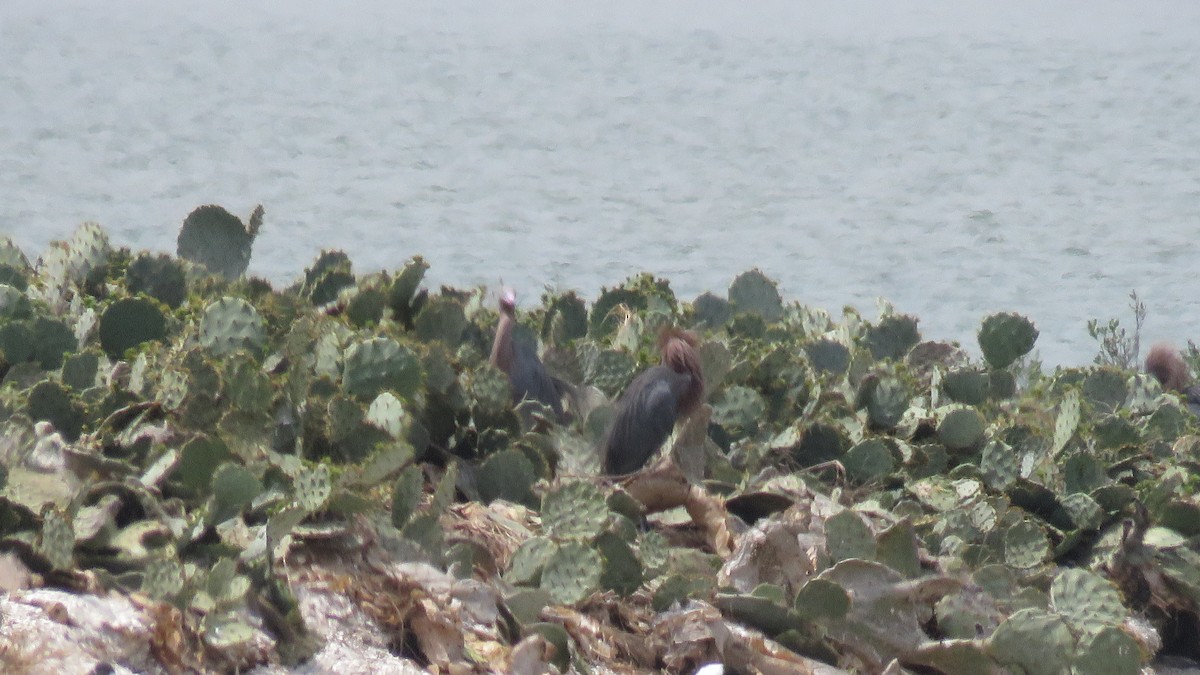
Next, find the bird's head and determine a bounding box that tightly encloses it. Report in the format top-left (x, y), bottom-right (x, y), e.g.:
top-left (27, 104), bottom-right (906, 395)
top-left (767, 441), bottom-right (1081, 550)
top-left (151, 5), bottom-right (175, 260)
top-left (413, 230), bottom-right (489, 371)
top-left (1146, 342), bottom-right (1191, 392)
top-left (498, 288), bottom-right (517, 315)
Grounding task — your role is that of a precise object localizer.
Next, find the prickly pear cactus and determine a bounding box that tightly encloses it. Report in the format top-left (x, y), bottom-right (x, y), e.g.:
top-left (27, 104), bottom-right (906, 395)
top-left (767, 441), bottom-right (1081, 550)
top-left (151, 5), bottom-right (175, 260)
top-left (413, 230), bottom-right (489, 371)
top-left (806, 339), bottom-right (851, 375)
top-left (540, 541), bottom-right (602, 604)
top-left (824, 509), bottom-right (877, 562)
top-left (541, 291), bottom-right (589, 345)
top-left (691, 292), bottom-right (733, 329)
top-left (26, 381), bottom-right (84, 441)
top-left (589, 287), bottom-right (645, 339)
top-left (476, 449), bottom-right (537, 508)
top-left (414, 296), bottom-right (467, 345)
top-left (711, 385), bottom-right (766, 439)
top-left (541, 481), bottom-right (609, 540)
top-left (99, 297), bottom-right (168, 358)
top-left (986, 608), bottom-right (1074, 675)
top-left (293, 464), bottom-right (331, 513)
top-left (1052, 390), bottom-right (1081, 455)
top-left (301, 250), bottom-right (355, 306)
top-left (842, 438), bottom-right (896, 484)
top-left (469, 365), bottom-right (512, 415)
top-left (341, 337), bottom-right (421, 400)
top-left (582, 346), bottom-right (637, 398)
top-left (391, 465), bottom-right (424, 529)
top-left (125, 253), bottom-right (187, 308)
top-left (1081, 367), bottom-right (1128, 413)
top-left (177, 204), bottom-right (263, 279)
top-left (942, 368), bottom-right (990, 406)
top-left (199, 297), bottom-right (266, 356)
top-left (865, 376), bottom-right (910, 430)
top-left (727, 269), bottom-right (782, 322)
top-left (865, 314), bottom-right (920, 362)
top-left (37, 507), bottom-right (75, 570)
top-left (977, 312), bottom-right (1038, 370)
top-left (1050, 568), bottom-right (1127, 637)
top-left (936, 406), bottom-right (986, 451)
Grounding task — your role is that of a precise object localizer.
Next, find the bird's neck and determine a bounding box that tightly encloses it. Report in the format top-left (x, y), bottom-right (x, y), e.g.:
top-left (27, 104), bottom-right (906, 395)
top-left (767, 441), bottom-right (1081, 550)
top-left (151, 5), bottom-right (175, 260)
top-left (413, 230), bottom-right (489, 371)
top-left (490, 313), bottom-right (515, 374)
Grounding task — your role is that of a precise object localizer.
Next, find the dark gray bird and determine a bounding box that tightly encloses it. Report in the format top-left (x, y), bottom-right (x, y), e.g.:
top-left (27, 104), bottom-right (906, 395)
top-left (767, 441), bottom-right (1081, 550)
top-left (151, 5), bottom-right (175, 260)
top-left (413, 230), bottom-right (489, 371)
top-left (1145, 342), bottom-right (1200, 415)
top-left (601, 328), bottom-right (705, 475)
top-left (490, 289), bottom-right (565, 419)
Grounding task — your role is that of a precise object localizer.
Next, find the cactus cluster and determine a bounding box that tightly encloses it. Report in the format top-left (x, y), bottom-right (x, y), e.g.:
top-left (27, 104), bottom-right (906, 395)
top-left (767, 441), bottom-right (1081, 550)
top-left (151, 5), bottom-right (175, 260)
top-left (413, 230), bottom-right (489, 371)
top-left (0, 215), bottom-right (1193, 673)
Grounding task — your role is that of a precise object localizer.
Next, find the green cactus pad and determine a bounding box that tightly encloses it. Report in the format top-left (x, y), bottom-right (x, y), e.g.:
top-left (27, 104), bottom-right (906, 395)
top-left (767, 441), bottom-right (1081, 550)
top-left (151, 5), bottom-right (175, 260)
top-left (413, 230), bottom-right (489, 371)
top-left (980, 439), bottom-right (1018, 490)
top-left (875, 520), bottom-right (922, 579)
top-left (692, 292), bottom-right (733, 329)
top-left (541, 291), bottom-right (589, 345)
top-left (210, 462), bottom-right (262, 524)
top-left (806, 339), bottom-right (851, 375)
top-left (793, 578), bottom-right (850, 621)
top-left (540, 540), bottom-right (602, 604)
top-left (199, 297), bottom-right (266, 356)
top-left (1071, 626), bottom-right (1144, 674)
top-left (26, 381), bottom-right (84, 441)
top-left (470, 365), bottom-right (514, 415)
top-left (541, 480), bottom-right (609, 540)
top-left (61, 350), bottom-right (100, 390)
top-left (476, 449), bottom-right (537, 508)
top-left (1050, 568), bottom-right (1126, 637)
top-left (125, 253), bottom-right (187, 309)
top-left (711, 385), bottom-right (766, 439)
top-left (99, 297), bottom-right (168, 358)
top-left (365, 392), bottom-right (406, 438)
top-left (0, 321), bottom-right (34, 365)
top-left (977, 312), bottom-right (1038, 370)
top-left (37, 507), bottom-right (75, 570)
top-left (1091, 414), bottom-right (1140, 450)
top-left (390, 464), bottom-right (424, 529)
top-left (937, 406), bottom-right (986, 451)
top-left (176, 436), bottom-right (232, 493)
top-left (825, 509), bottom-right (877, 562)
top-left (986, 608), bottom-right (1074, 675)
top-left (29, 317), bottom-right (75, 370)
top-left (301, 250), bottom-right (355, 306)
top-left (1003, 519), bottom-right (1049, 569)
top-left (727, 269), bottom-right (782, 322)
top-left (177, 204), bottom-right (261, 279)
top-left (1052, 390), bottom-right (1081, 455)
top-left (141, 556), bottom-right (185, 600)
top-left (865, 376), bottom-right (910, 430)
top-left (507, 536), bottom-right (558, 586)
top-left (0, 284), bottom-right (32, 319)
top-left (942, 368), bottom-right (990, 406)
top-left (1082, 368), bottom-right (1128, 413)
top-left (865, 314), bottom-right (920, 362)
top-left (596, 531), bottom-right (643, 596)
top-left (1060, 492), bottom-right (1104, 531)
top-left (582, 347), bottom-right (637, 398)
top-left (843, 438), bottom-right (896, 484)
top-left (293, 463), bottom-right (331, 513)
top-left (414, 296), bottom-right (467, 345)
top-left (342, 337), bottom-right (421, 400)
top-left (588, 287), bottom-right (645, 338)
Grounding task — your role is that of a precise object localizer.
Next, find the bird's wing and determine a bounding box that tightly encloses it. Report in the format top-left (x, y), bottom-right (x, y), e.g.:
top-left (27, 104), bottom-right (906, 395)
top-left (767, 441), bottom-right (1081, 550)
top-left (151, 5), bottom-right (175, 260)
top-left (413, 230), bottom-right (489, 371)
top-left (1184, 384), bottom-right (1200, 416)
top-left (510, 340), bottom-right (565, 418)
top-left (601, 368), bottom-right (688, 475)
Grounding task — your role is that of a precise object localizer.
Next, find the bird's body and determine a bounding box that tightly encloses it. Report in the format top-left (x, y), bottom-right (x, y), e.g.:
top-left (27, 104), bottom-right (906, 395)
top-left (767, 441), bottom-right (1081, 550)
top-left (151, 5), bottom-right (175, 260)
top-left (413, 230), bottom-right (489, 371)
top-left (490, 290), bottom-right (565, 418)
top-left (1145, 342), bottom-right (1200, 415)
top-left (601, 328), bottom-right (705, 475)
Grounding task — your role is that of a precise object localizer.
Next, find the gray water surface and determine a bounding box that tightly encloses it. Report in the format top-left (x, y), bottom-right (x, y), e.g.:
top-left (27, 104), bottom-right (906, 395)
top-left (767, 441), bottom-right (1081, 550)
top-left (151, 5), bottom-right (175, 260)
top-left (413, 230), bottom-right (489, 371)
top-left (3, 0), bottom-right (1199, 365)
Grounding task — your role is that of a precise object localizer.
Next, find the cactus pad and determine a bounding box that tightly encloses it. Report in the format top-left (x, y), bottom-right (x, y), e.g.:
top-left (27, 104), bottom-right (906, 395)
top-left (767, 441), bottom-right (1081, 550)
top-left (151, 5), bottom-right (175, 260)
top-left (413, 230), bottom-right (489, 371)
top-left (177, 204), bottom-right (261, 279)
top-left (1050, 568), bottom-right (1126, 637)
top-left (342, 337), bottom-right (421, 400)
top-left (541, 480), bottom-right (609, 540)
top-left (540, 540), bottom-right (602, 604)
top-left (727, 269), bottom-right (783, 322)
top-left (199, 297), bottom-right (266, 356)
top-left (99, 297), bottom-right (168, 358)
top-left (977, 312), bottom-right (1038, 370)
top-left (865, 314), bottom-right (920, 362)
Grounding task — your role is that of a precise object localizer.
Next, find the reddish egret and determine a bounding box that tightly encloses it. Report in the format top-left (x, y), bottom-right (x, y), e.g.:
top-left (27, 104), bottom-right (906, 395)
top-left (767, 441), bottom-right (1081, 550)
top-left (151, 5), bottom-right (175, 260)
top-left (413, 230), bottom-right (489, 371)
top-left (601, 327), bottom-right (705, 475)
top-left (1145, 343), bottom-right (1200, 414)
top-left (490, 289), bottom-right (565, 419)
